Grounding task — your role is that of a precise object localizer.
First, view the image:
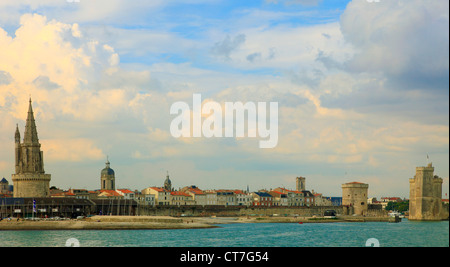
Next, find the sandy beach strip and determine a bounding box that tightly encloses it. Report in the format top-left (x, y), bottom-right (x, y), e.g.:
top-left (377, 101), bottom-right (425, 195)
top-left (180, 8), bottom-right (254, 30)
top-left (0, 216), bottom-right (219, 230)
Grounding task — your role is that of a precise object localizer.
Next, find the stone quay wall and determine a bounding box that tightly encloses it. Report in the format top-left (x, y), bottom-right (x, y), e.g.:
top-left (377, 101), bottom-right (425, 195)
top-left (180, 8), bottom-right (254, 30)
top-left (135, 205), bottom-right (384, 217)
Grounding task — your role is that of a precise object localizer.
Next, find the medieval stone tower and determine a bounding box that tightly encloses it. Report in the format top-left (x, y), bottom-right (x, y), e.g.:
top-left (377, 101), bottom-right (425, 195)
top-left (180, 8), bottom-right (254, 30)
top-left (100, 157), bottom-right (115, 190)
top-left (296, 177), bottom-right (306, 192)
top-left (409, 163), bottom-right (445, 221)
top-left (342, 182), bottom-right (369, 216)
top-left (12, 98), bottom-right (51, 198)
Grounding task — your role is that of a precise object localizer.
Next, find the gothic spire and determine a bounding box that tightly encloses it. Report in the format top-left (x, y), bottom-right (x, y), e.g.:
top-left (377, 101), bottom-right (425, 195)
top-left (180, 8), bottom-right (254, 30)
top-left (23, 98), bottom-right (39, 144)
top-left (15, 123), bottom-right (20, 143)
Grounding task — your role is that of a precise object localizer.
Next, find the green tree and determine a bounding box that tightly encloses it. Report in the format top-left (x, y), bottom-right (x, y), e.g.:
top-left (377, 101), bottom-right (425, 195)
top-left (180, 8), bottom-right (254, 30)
top-left (385, 200), bottom-right (409, 213)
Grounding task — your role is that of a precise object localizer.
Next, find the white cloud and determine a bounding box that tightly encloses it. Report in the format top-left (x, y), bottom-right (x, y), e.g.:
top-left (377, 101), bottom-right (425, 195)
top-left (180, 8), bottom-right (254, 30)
top-left (211, 34), bottom-right (247, 59)
top-left (340, 0), bottom-right (449, 80)
top-left (41, 138), bottom-right (104, 162)
top-left (207, 22), bottom-right (354, 74)
top-left (0, 13), bottom-right (121, 120)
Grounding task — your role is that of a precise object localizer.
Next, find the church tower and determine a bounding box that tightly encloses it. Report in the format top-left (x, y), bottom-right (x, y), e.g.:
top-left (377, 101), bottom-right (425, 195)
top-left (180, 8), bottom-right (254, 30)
top-left (12, 98), bottom-right (51, 198)
top-left (164, 171), bottom-right (172, 191)
top-left (101, 157), bottom-right (115, 190)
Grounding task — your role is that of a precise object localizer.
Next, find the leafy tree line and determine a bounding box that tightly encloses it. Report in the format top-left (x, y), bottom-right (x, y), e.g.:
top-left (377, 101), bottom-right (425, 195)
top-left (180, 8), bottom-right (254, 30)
top-left (385, 200), bottom-right (409, 213)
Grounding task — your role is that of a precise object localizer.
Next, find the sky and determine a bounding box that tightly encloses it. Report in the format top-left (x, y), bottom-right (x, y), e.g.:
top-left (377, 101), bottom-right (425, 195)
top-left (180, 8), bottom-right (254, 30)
top-left (0, 0), bottom-right (448, 199)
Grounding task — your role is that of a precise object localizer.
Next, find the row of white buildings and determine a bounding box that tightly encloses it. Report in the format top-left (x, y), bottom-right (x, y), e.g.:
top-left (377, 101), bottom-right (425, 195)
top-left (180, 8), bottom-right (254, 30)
top-left (45, 174), bottom-right (334, 207)
top-left (137, 185), bottom-right (332, 207)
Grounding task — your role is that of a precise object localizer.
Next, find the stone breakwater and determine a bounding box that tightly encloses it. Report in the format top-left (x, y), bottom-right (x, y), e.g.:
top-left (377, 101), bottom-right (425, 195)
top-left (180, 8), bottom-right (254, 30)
top-left (0, 215), bottom-right (400, 230)
top-left (0, 216), bottom-right (218, 230)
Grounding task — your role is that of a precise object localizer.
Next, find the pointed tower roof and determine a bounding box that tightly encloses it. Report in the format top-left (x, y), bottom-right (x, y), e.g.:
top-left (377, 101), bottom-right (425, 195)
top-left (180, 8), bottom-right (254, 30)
top-left (15, 123), bottom-right (20, 142)
top-left (23, 98), bottom-right (39, 144)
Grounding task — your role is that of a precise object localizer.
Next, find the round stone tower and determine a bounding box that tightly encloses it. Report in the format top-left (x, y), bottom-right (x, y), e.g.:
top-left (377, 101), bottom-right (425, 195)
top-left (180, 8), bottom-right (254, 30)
top-left (342, 182), bottom-right (369, 216)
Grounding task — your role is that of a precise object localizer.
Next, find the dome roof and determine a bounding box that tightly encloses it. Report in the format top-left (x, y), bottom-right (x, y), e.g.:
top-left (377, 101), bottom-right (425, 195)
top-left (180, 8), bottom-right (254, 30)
top-left (101, 167), bottom-right (115, 176)
top-left (101, 159), bottom-right (115, 176)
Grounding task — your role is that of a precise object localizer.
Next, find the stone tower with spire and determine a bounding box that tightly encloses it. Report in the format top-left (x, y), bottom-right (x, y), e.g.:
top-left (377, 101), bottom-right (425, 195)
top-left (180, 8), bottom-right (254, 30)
top-left (12, 98), bottom-right (51, 198)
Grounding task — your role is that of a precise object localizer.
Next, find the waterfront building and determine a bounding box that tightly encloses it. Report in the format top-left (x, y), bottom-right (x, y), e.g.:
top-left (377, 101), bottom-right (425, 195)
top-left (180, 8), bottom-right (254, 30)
top-left (409, 163), bottom-right (447, 221)
top-left (302, 190), bottom-right (315, 207)
top-left (205, 190), bottom-right (218, 205)
top-left (142, 187), bottom-right (171, 206)
top-left (68, 189), bottom-right (92, 199)
top-left (235, 190), bottom-right (252, 207)
top-left (274, 187), bottom-right (304, 206)
top-left (269, 190), bottom-right (288, 206)
top-left (97, 189), bottom-right (123, 199)
top-left (313, 193), bottom-right (332, 206)
top-left (180, 185), bottom-right (207, 206)
top-left (216, 190), bottom-right (236, 206)
top-left (100, 158), bottom-right (115, 191)
top-left (170, 191), bottom-right (194, 206)
top-left (12, 98), bottom-right (51, 198)
top-left (251, 191), bottom-right (273, 207)
top-left (342, 182), bottom-right (369, 216)
top-left (381, 197), bottom-right (403, 203)
top-left (116, 189), bottom-right (135, 199)
top-left (135, 191), bottom-right (155, 207)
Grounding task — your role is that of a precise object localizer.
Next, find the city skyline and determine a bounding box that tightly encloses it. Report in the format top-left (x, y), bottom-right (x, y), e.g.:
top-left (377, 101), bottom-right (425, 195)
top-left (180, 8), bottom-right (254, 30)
top-left (0, 0), bottom-right (448, 199)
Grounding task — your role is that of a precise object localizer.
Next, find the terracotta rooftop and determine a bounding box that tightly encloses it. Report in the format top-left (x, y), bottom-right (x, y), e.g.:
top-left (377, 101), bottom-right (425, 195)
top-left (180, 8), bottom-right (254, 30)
top-left (117, 189), bottom-right (134, 194)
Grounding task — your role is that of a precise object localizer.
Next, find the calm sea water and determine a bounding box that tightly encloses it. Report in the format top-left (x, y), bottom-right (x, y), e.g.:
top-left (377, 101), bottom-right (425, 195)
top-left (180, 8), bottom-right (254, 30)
top-left (0, 219), bottom-right (448, 247)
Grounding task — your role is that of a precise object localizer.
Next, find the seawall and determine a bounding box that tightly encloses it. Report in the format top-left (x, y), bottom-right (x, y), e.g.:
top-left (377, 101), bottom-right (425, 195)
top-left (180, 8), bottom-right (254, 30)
top-left (135, 205), bottom-right (388, 218)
